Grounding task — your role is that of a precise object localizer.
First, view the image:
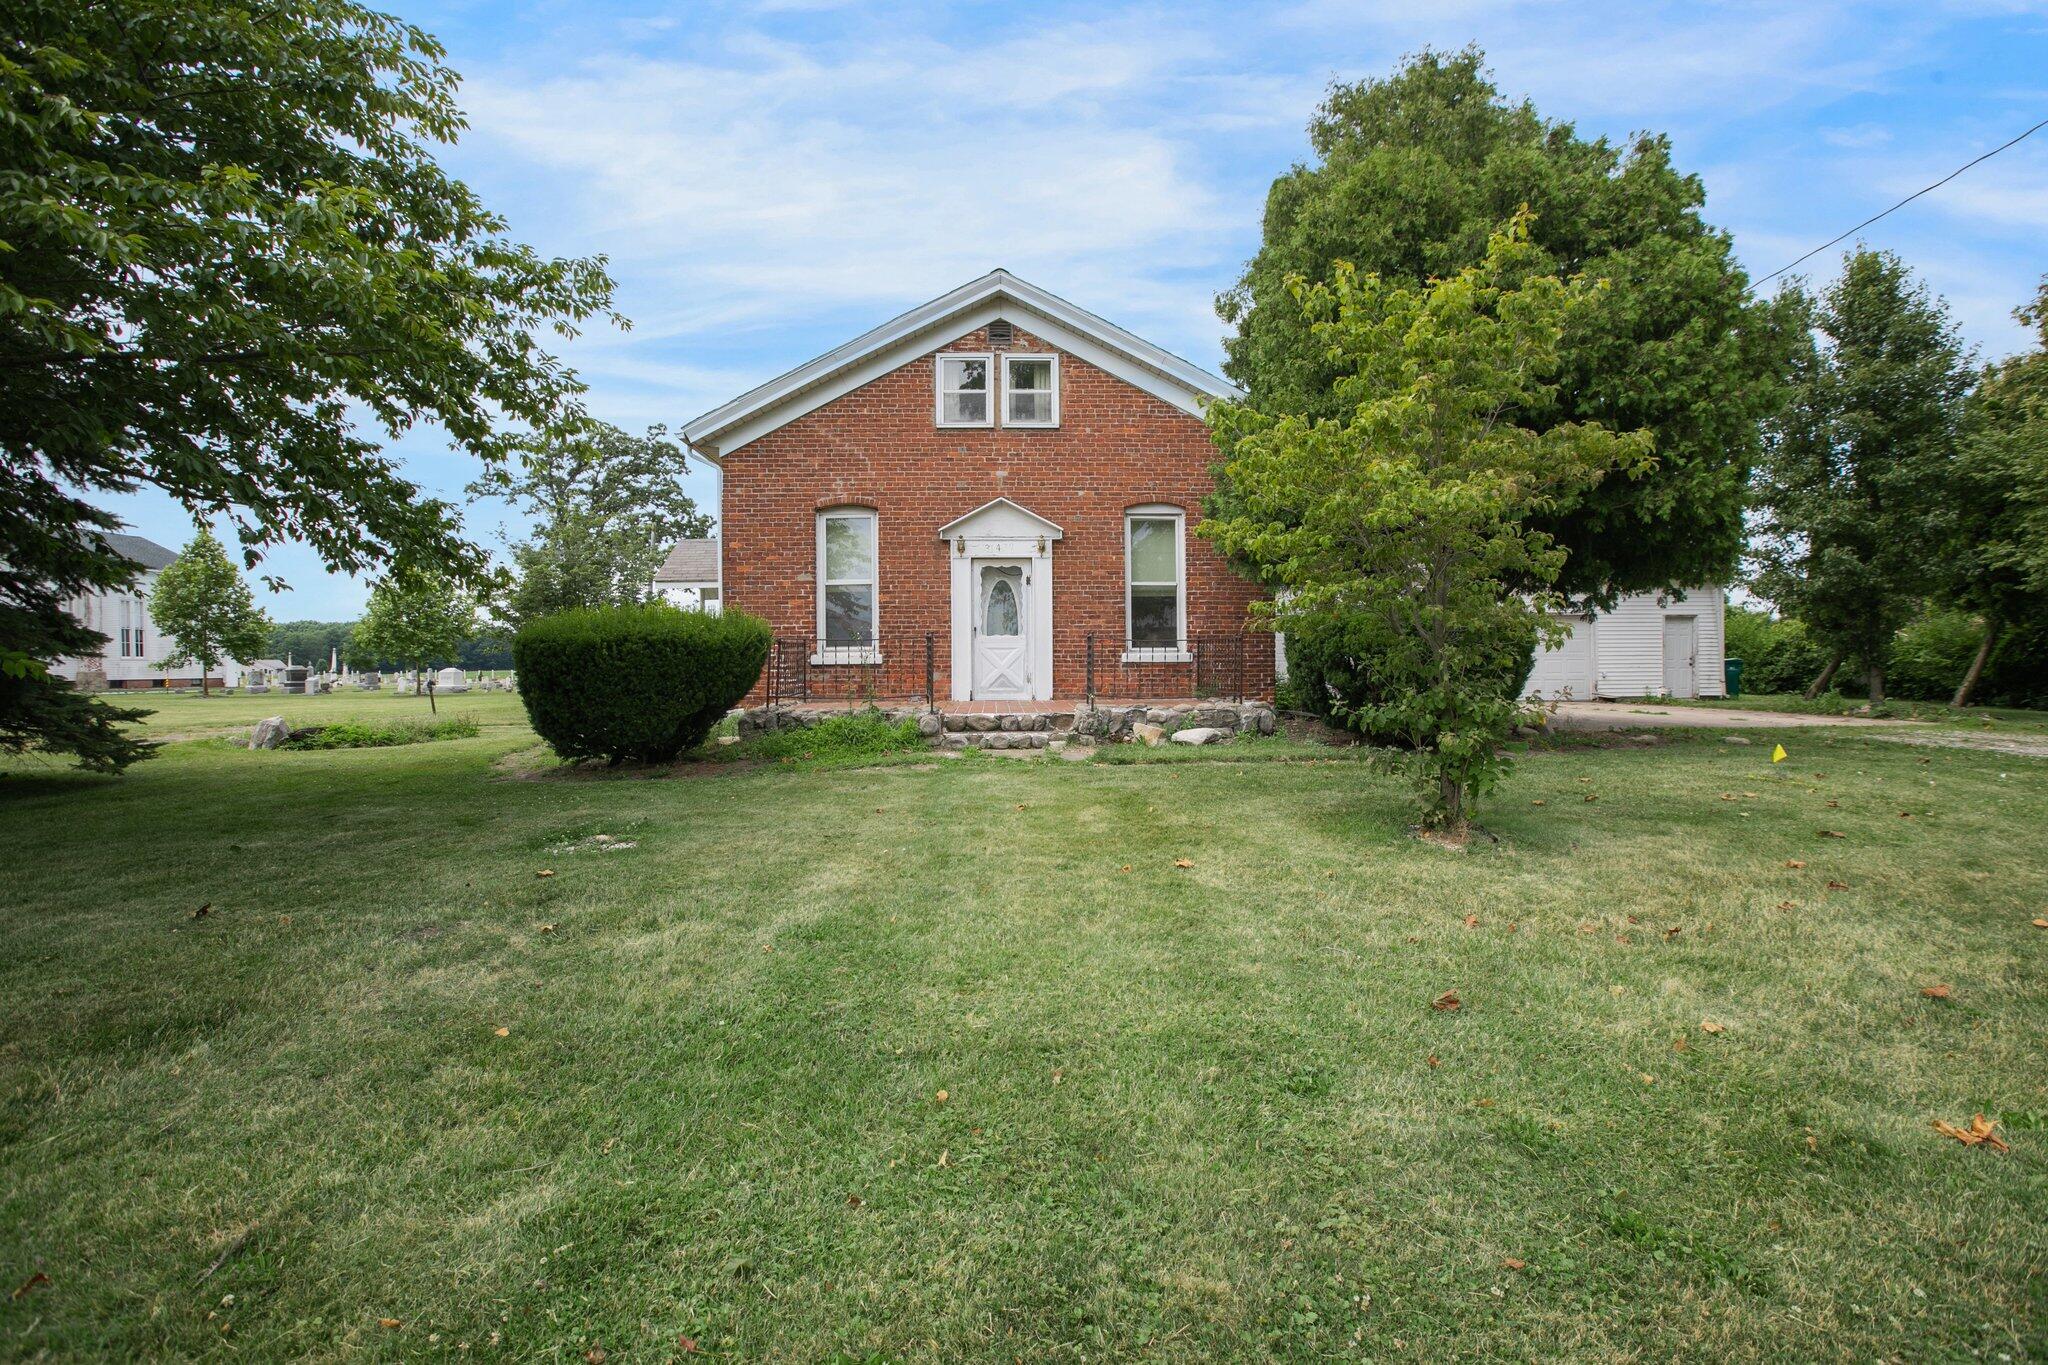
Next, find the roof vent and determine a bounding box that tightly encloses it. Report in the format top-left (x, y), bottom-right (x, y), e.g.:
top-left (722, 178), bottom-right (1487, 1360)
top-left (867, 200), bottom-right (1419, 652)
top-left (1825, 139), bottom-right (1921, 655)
top-left (988, 318), bottom-right (1014, 345)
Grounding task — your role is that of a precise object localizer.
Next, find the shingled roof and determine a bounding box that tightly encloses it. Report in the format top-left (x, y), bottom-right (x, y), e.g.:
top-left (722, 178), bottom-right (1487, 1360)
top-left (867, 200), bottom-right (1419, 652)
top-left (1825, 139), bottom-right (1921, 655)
top-left (654, 538), bottom-right (719, 584)
top-left (98, 532), bottom-right (178, 570)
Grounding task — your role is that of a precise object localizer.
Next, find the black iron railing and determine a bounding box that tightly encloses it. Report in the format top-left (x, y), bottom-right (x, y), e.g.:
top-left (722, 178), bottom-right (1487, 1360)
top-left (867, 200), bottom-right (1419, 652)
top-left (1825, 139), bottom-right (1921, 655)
top-left (1083, 633), bottom-right (1274, 704)
top-left (766, 633), bottom-right (939, 710)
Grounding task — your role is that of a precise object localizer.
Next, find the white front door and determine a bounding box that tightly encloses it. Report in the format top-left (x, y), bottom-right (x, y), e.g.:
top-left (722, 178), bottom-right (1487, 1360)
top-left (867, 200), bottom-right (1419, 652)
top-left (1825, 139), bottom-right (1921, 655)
top-left (971, 560), bottom-right (1030, 699)
top-left (1663, 616), bottom-right (1698, 698)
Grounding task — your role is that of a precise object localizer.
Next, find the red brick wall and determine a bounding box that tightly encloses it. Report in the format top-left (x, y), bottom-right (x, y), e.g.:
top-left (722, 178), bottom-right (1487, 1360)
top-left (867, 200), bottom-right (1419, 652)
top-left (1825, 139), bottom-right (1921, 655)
top-left (720, 323), bottom-right (1265, 702)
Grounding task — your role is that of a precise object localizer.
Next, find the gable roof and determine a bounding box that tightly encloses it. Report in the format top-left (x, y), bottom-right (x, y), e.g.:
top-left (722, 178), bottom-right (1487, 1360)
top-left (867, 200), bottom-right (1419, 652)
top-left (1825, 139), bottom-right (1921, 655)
top-left (680, 270), bottom-right (1240, 459)
top-left (936, 497), bottom-right (1064, 541)
top-left (653, 537), bottom-right (719, 584)
top-left (99, 532), bottom-right (177, 570)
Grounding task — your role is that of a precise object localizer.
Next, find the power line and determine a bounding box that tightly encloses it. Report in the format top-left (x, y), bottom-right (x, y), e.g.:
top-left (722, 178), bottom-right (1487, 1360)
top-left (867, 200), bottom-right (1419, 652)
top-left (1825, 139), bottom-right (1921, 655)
top-left (1754, 113), bottom-right (2048, 287)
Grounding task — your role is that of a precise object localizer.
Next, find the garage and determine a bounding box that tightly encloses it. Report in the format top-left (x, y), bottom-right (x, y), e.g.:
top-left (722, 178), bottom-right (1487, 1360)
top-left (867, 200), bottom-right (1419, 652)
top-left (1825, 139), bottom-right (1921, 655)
top-left (1523, 614), bottom-right (1596, 700)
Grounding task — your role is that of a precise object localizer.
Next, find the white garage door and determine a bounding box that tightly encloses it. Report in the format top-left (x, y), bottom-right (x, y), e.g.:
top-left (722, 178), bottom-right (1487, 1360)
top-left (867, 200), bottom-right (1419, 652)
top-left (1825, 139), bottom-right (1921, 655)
top-left (1524, 615), bottom-right (1595, 699)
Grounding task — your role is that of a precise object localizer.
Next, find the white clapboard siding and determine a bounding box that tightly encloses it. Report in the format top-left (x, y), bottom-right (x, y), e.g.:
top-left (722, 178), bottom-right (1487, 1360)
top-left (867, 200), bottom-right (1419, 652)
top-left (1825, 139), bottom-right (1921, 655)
top-left (1524, 586), bottom-right (1725, 700)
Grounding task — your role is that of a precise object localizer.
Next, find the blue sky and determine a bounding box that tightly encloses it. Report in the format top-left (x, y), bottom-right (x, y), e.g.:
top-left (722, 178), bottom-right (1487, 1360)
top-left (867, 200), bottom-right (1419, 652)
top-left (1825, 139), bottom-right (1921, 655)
top-left (105, 0), bottom-right (2048, 619)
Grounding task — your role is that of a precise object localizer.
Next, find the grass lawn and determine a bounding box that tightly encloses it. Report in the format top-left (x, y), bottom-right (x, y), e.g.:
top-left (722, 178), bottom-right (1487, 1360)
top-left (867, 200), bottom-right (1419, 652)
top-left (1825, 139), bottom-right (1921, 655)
top-left (2, 695), bottom-right (2044, 1360)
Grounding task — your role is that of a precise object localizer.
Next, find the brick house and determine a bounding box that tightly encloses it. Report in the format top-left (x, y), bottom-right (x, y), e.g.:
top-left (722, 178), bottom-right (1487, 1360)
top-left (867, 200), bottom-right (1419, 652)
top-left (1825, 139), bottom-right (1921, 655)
top-left (681, 271), bottom-right (1274, 706)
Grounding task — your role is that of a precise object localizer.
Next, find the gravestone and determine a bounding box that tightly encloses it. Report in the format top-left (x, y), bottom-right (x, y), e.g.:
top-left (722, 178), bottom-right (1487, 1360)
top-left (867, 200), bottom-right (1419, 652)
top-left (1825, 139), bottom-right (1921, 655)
top-left (248, 716), bottom-right (290, 750)
top-left (435, 667), bottom-right (470, 694)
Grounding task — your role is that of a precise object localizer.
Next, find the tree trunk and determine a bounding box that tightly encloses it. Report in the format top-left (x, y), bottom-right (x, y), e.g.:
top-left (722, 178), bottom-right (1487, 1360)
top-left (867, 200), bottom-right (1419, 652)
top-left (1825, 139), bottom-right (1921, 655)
top-left (1952, 617), bottom-right (1998, 708)
top-left (1437, 774), bottom-right (1466, 834)
top-left (1867, 662), bottom-right (1885, 705)
top-left (1803, 652), bottom-right (1842, 700)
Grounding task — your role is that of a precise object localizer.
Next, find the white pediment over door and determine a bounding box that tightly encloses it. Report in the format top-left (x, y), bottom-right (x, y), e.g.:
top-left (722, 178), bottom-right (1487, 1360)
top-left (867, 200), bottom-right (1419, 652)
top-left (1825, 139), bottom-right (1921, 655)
top-left (936, 497), bottom-right (1065, 543)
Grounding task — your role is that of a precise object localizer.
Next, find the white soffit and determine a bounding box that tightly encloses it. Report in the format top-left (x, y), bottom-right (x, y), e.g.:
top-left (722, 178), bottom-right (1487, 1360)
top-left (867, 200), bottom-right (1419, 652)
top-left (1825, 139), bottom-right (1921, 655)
top-left (680, 270), bottom-right (1240, 460)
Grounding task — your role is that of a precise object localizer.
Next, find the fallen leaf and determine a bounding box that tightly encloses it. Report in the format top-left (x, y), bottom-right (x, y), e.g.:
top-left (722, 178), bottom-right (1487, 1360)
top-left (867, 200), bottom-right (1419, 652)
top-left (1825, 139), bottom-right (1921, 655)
top-left (1118, 864), bottom-right (1131, 873)
top-left (846, 1194), bottom-right (863, 1208)
top-left (1640, 1073), bottom-right (1657, 1085)
top-left (1931, 1114), bottom-right (2009, 1152)
top-left (1777, 901), bottom-right (1798, 911)
top-left (1584, 793), bottom-right (1599, 803)
top-left (1016, 803), bottom-right (1027, 811)
top-left (191, 903), bottom-right (212, 920)
top-left (1051, 1068), bottom-right (1063, 1084)
top-left (1665, 926), bottom-right (1682, 939)
top-left (2033, 919), bottom-right (2048, 929)
top-left (1898, 811), bottom-right (1914, 819)
top-left (585, 1349), bottom-right (608, 1364)
top-left (1825, 800), bottom-right (1840, 808)
top-left (536, 869), bottom-right (555, 879)
top-left (1530, 799), bottom-right (1546, 806)
top-left (1578, 923), bottom-right (1597, 933)
top-left (538, 923), bottom-right (556, 934)
top-left (1817, 830), bottom-right (1845, 839)
top-left (1671, 1037), bottom-right (1689, 1052)
top-left (1826, 880), bottom-right (1849, 891)
top-left (1173, 858), bottom-right (1194, 869)
top-left (1626, 914), bottom-right (1641, 925)
top-left (11, 1272), bottom-right (50, 1300)
top-left (1502, 1257), bottom-right (1526, 1271)
top-left (1786, 860), bottom-right (1806, 869)
top-left (934, 1089), bottom-right (948, 1103)
top-left (678, 1337), bottom-right (701, 1354)
top-left (493, 1026), bottom-right (509, 1038)
top-left (936, 1149), bottom-right (951, 1168)
top-left (1921, 983), bottom-right (1952, 999)
top-left (1719, 792), bottom-right (1737, 802)
top-left (1463, 914), bottom-right (1479, 928)
top-left (378, 1318), bottom-right (402, 1330)
top-left (1701, 1020), bottom-right (1725, 1035)
top-left (1427, 1054), bottom-right (1441, 1068)
top-left (1431, 989), bottom-right (1461, 1012)
top-left (1507, 922), bottom-right (1519, 933)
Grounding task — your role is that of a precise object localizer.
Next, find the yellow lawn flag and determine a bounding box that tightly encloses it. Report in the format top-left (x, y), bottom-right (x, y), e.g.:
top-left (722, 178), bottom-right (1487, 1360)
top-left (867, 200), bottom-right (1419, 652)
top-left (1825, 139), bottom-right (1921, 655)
top-left (1771, 744), bottom-right (1788, 763)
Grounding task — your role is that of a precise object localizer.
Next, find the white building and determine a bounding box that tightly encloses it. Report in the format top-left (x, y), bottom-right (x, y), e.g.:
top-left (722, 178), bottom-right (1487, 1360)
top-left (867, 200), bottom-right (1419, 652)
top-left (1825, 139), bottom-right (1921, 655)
top-left (652, 538), bottom-right (721, 612)
top-left (1522, 586), bottom-right (1727, 700)
top-left (49, 533), bottom-right (226, 690)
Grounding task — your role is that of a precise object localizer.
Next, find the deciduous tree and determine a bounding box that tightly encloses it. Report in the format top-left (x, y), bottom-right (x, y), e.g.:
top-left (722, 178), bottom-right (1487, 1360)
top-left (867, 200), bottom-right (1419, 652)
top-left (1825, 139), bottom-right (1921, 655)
top-left (1943, 278), bottom-right (2048, 705)
top-left (1749, 250), bottom-right (1971, 703)
top-left (1, 0), bottom-right (617, 768)
top-left (472, 423), bottom-right (712, 627)
top-left (1201, 215), bottom-right (1652, 833)
top-left (1217, 48), bottom-right (1786, 602)
top-left (148, 529), bottom-right (271, 696)
top-left (352, 572), bottom-right (476, 697)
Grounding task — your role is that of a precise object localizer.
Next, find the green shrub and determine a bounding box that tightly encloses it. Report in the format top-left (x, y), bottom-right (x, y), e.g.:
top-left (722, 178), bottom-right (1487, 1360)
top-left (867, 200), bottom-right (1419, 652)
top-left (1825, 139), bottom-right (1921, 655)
top-left (1884, 609), bottom-right (1982, 701)
top-left (280, 716), bottom-right (479, 749)
top-left (1724, 607), bottom-right (1832, 694)
top-left (514, 605), bottom-right (770, 764)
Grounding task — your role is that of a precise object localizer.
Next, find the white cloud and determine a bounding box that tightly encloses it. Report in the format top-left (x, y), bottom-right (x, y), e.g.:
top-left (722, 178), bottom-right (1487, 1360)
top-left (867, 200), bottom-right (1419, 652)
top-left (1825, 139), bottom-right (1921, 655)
top-left (458, 13), bottom-right (1248, 398)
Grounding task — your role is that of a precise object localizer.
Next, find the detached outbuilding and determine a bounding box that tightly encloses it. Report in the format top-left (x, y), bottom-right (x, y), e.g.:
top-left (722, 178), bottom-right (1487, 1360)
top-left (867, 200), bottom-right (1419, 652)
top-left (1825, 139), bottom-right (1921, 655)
top-left (1521, 587), bottom-right (1727, 700)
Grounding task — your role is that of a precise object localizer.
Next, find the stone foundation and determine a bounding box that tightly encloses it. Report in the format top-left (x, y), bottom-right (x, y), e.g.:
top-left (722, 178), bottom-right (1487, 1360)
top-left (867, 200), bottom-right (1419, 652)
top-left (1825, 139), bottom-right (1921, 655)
top-left (734, 700), bottom-right (1277, 750)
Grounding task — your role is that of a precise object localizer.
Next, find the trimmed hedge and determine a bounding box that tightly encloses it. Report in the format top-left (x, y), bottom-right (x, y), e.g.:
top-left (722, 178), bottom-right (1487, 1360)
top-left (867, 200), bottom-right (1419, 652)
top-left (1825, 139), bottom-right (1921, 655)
top-left (514, 605), bottom-right (770, 764)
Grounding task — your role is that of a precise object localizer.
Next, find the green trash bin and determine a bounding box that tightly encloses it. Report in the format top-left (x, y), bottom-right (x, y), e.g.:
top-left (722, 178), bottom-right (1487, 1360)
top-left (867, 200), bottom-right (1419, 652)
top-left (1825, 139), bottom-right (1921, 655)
top-left (1725, 658), bottom-right (1744, 698)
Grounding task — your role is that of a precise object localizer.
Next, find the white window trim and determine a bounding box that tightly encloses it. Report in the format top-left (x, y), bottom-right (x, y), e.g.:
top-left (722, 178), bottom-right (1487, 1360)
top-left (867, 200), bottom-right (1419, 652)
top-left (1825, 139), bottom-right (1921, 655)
top-left (1122, 505), bottom-right (1189, 663)
top-left (1001, 352), bottom-right (1060, 428)
top-left (934, 351), bottom-right (994, 429)
top-left (814, 507), bottom-right (882, 665)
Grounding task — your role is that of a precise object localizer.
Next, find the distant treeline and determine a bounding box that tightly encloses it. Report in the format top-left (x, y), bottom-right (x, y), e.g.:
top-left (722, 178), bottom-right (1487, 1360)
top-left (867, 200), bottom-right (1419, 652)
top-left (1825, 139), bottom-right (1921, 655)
top-left (265, 620), bottom-right (514, 672)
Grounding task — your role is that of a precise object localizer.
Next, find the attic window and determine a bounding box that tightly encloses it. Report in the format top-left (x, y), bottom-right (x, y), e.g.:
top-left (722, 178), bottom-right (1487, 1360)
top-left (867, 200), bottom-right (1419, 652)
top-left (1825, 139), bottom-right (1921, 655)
top-left (936, 353), bottom-right (993, 427)
top-left (988, 318), bottom-right (1014, 345)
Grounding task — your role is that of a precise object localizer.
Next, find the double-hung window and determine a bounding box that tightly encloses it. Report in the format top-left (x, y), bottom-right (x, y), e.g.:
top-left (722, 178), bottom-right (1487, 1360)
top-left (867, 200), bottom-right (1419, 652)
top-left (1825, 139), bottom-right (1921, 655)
top-left (936, 354), bottom-right (992, 427)
top-left (1003, 354), bottom-right (1058, 427)
top-left (816, 508), bottom-right (879, 661)
top-left (1124, 507), bottom-right (1187, 661)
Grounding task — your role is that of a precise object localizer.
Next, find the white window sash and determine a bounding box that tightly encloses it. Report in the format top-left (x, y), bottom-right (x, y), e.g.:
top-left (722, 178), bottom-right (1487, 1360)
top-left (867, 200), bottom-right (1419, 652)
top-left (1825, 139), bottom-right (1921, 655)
top-left (1123, 508), bottom-right (1188, 662)
top-left (1002, 353), bottom-right (1059, 428)
top-left (815, 509), bottom-right (881, 663)
top-left (934, 352), bottom-right (993, 428)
